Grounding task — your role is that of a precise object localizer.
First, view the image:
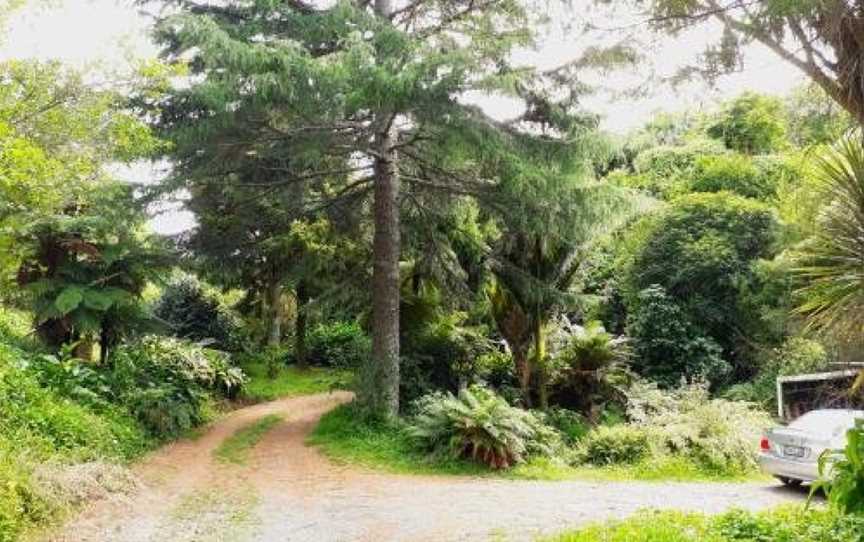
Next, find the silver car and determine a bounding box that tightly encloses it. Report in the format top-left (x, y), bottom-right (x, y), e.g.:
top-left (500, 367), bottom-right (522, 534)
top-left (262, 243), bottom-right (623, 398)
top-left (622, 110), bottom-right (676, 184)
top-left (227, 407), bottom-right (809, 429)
top-left (758, 409), bottom-right (864, 486)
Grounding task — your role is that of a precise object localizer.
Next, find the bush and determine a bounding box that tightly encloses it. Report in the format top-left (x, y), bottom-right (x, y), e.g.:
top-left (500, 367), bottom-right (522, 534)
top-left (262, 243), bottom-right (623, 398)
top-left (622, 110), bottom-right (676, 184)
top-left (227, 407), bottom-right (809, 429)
top-left (409, 386), bottom-right (562, 469)
top-left (578, 425), bottom-right (651, 465)
top-left (625, 380), bottom-right (772, 474)
top-left (153, 275), bottom-right (246, 351)
top-left (297, 321), bottom-right (370, 368)
top-left (707, 92), bottom-right (788, 154)
top-left (399, 283), bottom-right (492, 404)
top-left (623, 192), bottom-right (781, 385)
top-left (626, 286), bottom-right (728, 387)
top-left (541, 408), bottom-right (590, 445)
top-left (547, 320), bottom-right (632, 414)
top-left (0, 327), bottom-right (151, 541)
top-left (108, 336), bottom-right (245, 438)
top-left (689, 154), bottom-right (775, 200)
top-left (814, 420), bottom-right (864, 515)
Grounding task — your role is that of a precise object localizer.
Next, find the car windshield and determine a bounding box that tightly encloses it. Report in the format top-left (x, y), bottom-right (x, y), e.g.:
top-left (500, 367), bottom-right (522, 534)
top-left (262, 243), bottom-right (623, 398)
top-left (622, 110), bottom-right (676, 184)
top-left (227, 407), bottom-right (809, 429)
top-left (789, 410), bottom-right (864, 436)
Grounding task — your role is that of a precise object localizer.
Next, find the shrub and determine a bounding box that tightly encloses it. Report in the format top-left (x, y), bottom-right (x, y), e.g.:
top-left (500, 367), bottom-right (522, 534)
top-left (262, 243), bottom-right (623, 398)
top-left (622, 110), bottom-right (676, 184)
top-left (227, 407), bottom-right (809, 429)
top-left (578, 425), bottom-right (651, 465)
top-left (626, 286), bottom-right (728, 387)
top-left (153, 275), bottom-right (246, 351)
top-left (623, 192), bottom-right (781, 385)
top-left (689, 154), bottom-right (775, 200)
top-left (541, 408), bottom-right (590, 445)
top-left (814, 420), bottom-right (864, 515)
top-left (298, 321), bottom-right (370, 368)
top-left (547, 320), bottom-right (632, 414)
top-left (109, 336), bottom-right (245, 438)
top-left (625, 380), bottom-right (771, 474)
top-left (399, 283), bottom-right (492, 404)
top-left (0, 332), bottom-right (151, 541)
top-left (409, 386), bottom-right (561, 469)
top-left (724, 338), bottom-right (828, 408)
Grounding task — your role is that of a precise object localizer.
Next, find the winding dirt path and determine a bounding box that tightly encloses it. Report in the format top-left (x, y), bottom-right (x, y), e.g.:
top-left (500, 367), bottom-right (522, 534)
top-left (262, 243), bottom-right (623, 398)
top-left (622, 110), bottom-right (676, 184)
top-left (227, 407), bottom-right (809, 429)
top-left (45, 392), bottom-right (804, 542)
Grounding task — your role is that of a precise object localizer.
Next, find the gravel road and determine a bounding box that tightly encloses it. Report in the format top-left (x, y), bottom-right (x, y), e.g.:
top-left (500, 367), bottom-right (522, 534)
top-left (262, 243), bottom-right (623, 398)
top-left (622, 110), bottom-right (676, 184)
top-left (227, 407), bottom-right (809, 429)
top-left (44, 392), bottom-right (805, 542)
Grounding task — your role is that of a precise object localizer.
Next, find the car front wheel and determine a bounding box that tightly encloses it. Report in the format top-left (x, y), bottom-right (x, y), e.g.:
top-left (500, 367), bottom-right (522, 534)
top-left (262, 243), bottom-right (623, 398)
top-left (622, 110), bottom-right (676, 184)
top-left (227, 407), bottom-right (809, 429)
top-left (776, 476), bottom-right (803, 488)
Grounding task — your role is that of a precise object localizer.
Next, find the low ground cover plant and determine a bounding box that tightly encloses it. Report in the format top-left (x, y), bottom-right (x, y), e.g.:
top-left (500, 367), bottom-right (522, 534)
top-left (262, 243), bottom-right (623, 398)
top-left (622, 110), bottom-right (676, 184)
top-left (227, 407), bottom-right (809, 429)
top-left (409, 386), bottom-right (562, 469)
top-left (542, 507), bottom-right (864, 542)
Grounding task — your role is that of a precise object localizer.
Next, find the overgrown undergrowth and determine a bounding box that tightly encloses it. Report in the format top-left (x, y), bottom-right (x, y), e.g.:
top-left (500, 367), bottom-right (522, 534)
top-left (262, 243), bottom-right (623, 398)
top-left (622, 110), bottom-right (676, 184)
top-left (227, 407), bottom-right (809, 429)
top-left (308, 403), bottom-right (763, 482)
top-left (0, 308), bottom-right (155, 541)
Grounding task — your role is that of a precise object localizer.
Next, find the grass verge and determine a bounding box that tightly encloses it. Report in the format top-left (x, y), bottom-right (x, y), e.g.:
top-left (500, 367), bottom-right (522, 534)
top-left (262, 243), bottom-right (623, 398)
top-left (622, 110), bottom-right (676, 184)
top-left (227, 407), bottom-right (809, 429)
top-left (539, 507), bottom-right (864, 542)
top-left (308, 404), bottom-right (766, 482)
top-left (214, 414), bottom-right (284, 464)
top-left (239, 362), bottom-right (352, 403)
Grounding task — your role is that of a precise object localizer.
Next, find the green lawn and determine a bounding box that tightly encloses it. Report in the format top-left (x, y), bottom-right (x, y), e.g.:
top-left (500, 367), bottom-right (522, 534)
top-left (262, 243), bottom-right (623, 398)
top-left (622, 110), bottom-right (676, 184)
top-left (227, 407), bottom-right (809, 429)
top-left (238, 362), bottom-right (352, 403)
top-left (213, 414), bottom-right (284, 464)
top-left (307, 404), bottom-right (764, 482)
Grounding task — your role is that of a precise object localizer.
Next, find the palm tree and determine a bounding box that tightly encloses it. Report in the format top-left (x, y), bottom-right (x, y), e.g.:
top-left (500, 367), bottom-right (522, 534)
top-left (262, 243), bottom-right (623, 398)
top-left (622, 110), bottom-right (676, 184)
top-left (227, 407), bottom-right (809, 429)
top-left (488, 178), bottom-right (649, 408)
top-left (795, 135), bottom-right (864, 340)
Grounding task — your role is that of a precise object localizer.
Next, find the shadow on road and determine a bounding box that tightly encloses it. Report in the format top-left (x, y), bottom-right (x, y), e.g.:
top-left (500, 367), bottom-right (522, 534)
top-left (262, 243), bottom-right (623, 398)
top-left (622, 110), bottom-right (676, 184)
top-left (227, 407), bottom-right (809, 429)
top-left (762, 481), bottom-right (823, 502)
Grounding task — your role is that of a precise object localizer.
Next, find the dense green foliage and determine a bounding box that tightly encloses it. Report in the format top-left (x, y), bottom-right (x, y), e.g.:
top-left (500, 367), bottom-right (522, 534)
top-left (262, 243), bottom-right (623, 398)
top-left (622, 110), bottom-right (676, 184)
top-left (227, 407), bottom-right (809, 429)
top-left (296, 321), bottom-right (370, 369)
top-left (153, 274), bottom-right (245, 352)
top-left (794, 136), bottom-right (864, 339)
top-left (5, 0), bottom-right (864, 537)
top-left (0, 310), bottom-right (149, 540)
top-left (814, 421), bottom-right (864, 515)
top-left (409, 386), bottom-right (561, 469)
top-left (706, 93), bottom-right (788, 155)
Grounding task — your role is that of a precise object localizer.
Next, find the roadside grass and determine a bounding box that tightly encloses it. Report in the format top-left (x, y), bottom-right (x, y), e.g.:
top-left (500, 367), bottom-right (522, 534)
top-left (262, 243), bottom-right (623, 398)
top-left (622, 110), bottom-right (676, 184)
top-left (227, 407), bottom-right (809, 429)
top-left (309, 404), bottom-right (767, 482)
top-left (538, 507), bottom-right (863, 542)
top-left (214, 414), bottom-right (284, 464)
top-left (307, 403), bottom-right (487, 476)
top-left (510, 456), bottom-right (769, 483)
top-left (239, 361), bottom-right (352, 403)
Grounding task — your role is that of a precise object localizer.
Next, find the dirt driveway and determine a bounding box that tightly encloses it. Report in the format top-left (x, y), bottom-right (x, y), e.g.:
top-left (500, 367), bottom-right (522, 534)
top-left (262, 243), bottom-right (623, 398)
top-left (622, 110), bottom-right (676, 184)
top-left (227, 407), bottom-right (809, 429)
top-left (45, 392), bottom-right (804, 542)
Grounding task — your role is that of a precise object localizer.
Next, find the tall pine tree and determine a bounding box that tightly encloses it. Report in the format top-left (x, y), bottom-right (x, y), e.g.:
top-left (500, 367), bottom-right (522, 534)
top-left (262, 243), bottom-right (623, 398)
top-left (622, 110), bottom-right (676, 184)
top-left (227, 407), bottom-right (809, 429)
top-left (150, 0), bottom-right (596, 416)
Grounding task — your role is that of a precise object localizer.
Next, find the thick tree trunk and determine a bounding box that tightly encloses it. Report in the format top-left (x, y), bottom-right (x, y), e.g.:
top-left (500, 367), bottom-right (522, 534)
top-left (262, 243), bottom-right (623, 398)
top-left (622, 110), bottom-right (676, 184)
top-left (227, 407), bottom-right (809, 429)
top-left (367, 124), bottom-right (401, 417)
top-left (295, 281), bottom-right (308, 370)
top-left (267, 279), bottom-right (283, 348)
top-left (361, 0), bottom-right (401, 418)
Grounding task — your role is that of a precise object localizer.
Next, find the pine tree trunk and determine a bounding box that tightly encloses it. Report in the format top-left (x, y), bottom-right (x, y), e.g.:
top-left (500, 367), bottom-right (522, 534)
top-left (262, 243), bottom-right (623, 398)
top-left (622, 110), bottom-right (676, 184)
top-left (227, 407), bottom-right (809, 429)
top-left (363, 0), bottom-right (401, 418)
top-left (267, 279), bottom-right (283, 348)
top-left (295, 281), bottom-right (308, 370)
top-left (367, 124), bottom-right (401, 417)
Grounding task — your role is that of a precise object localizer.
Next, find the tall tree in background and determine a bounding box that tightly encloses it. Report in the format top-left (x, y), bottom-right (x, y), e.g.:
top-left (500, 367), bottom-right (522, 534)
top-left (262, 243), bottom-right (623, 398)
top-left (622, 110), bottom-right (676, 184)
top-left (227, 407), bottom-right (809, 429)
top-left (150, 0), bottom-right (596, 417)
top-left (633, 0), bottom-right (864, 125)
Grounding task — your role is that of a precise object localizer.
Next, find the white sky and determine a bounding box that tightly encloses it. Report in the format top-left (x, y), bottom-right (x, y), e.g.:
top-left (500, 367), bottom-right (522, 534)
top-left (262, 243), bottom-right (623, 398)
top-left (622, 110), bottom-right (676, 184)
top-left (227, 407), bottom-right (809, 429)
top-left (0, 0), bottom-right (808, 234)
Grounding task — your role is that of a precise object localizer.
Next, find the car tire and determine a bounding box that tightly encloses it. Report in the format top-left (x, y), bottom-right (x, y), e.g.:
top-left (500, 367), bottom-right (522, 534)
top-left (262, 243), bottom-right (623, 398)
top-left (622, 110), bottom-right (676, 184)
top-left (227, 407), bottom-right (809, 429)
top-left (777, 476), bottom-right (802, 487)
